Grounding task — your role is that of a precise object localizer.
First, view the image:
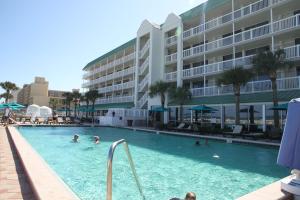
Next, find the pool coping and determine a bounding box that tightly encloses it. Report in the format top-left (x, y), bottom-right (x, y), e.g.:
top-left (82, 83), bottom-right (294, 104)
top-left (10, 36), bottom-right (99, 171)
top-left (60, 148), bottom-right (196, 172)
top-left (7, 126), bottom-right (80, 200)
top-left (14, 124), bottom-right (290, 200)
top-left (120, 126), bottom-right (281, 147)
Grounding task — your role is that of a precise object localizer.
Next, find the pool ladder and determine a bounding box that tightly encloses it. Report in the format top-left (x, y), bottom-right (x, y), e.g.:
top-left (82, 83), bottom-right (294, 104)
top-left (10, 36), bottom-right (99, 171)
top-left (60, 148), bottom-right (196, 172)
top-left (106, 139), bottom-right (146, 200)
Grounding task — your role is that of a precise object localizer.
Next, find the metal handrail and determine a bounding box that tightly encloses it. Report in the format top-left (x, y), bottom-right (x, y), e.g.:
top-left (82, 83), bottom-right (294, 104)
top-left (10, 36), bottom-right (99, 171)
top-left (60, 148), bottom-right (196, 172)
top-left (106, 139), bottom-right (145, 200)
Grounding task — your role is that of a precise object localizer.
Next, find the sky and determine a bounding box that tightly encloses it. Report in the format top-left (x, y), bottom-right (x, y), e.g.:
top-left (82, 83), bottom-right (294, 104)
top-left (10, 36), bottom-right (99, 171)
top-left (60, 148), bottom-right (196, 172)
top-left (0, 0), bottom-right (207, 94)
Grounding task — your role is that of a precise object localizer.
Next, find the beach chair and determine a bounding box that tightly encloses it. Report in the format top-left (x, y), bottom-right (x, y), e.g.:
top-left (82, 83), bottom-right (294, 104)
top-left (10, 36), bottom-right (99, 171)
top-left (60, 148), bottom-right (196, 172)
top-left (65, 117), bottom-right (71, 124)
top-left (223, 125), bottom-right (243, 137)
top-left (35, 117), bottom-right (45, 124)
top-left (177, 123), bottom-right (185, 129)
top-left (242, 132), bottom-right (265, 140)
top-left (47, 117), bottom-right (54, 124)
top-left (57, 117), bottom-right (64, 124)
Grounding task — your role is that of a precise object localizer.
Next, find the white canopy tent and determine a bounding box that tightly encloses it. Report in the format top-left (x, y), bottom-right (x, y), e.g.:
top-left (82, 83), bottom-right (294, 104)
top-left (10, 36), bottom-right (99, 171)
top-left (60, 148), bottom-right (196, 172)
top-left (26, 104), bottom-right (40, 120)
top-left (39, 106), bottom-right (52, 118)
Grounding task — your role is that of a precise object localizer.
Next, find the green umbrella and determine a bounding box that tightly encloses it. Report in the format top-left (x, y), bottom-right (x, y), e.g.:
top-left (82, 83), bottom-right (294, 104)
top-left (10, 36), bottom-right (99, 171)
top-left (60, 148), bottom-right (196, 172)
top-left (269, 103), bottom-right (288, 110)
top-left (189, 105), bottom-right (218, 112)
top-left (78, 107), bottom-right (95, 112)
top-left (150, 106), bottom-right (168, 112)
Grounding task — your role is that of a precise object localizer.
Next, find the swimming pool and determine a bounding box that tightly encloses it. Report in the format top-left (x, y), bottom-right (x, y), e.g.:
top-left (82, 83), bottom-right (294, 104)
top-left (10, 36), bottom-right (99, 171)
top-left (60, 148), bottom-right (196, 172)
top-left (18, 126), bottom-right (288, 200)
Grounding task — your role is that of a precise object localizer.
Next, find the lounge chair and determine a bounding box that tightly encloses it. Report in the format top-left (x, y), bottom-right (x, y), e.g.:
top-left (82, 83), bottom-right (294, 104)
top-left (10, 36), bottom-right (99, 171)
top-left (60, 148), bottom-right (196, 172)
top-left (223, 125), bottom-right (243, 137)
top-left (35, 117), bottom-right (45, 124)
top-left (242, 132), bottom-right (265, 140)
top-left (65, 117), bottom-right (71, 124)
top-left (177, 123), bottom-right (185, 129)
top-left (47, 117), bottom-right (54, 124)
top-left (57, 117), bottom-right (64, 124)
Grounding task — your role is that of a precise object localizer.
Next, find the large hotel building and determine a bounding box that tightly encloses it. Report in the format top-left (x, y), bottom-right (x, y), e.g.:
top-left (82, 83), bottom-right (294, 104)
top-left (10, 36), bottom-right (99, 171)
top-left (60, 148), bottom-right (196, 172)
top-left (82, 0), bottom-right (300, 130)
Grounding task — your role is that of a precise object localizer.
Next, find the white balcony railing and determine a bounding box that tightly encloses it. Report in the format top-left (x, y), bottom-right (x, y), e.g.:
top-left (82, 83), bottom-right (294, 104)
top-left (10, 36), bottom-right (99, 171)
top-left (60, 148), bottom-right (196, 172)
top-left (182, 65), bottom-right (205, 78)
top-left (284, 45), bottom-right (300, 60)
top-left (138, 75), bottom-right (149, 92)
top-left (83, 52), bottom-right (136, 77)
top-left (165, 52), bottom-right (177, 64)
top-left (166, 35), bottom-right (177, 46)
top-left (165, 71), bottom-right (177, 81)
top-left (190, 76), bottom-right (300, 97)
top-left (183, 24), bottom-right (205, 39)
top-left (182, 0), bottom-right (289, 41)
top-left (98, 81), bottom-right (134, 93)
top-left (96, 96), bottom-right (134, 105)
top-left (183, 44), bottom-right (205, 58)
top-left (182, 14), bottom-right (300, 60)
top-left (137, 92), bottom-right (148, 108)
top-left (139, 57), bottom-right (149, 75)
top-left (205, 12), bottom-right (233, 31)
top-left (139, 40), bottom-right (150, 58)
top-left (206, 34), bottom-right (234, 52)
top-left (182, 44), bottom-right (300, 79)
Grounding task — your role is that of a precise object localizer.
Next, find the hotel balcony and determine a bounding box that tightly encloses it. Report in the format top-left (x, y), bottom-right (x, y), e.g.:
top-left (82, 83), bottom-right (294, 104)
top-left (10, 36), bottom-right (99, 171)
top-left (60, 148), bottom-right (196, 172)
top-left (182, 0), bottom-right (290, 41)
top-left (165, 35), bottom-right (177, 46)
top-left (164, 71), bottom-right (177, 82)
top-left (81, 67), bottom-right (135, 88)
top-left (82, 52), bottom-right (136, 78)
top-left (98, 81), bottom-right (134, 93)
top-left (95, 95), bottom-right (134, 105)
top-left (181, 44), bottom-right (300, 79)
top-left (139, 57), bottom-right (149, 75)
top-left (138, 74), bottom-right (149, 92)
top-left (165, 52), bottom-right (177, 64)
top-left (182, 15), bottom-right (300, 60)
top-left (190, 76), bottom-right (300, 97)
top-left (137, 92), bottom-right (148, 108)
top-left (139, 40), bottom-right (150, 59)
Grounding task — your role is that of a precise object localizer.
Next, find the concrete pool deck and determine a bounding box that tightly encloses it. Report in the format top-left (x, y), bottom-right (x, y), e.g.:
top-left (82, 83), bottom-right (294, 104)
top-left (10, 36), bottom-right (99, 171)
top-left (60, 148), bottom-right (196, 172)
top-left (1, 126), bottom-right (79, 200)
top-left (0, 127), bottom-right (35, 200)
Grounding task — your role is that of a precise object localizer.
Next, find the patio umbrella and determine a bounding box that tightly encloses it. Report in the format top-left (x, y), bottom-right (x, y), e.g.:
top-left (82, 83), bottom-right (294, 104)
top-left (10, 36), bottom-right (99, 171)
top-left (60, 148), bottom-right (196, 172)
top-left (150, 106), bottom-right (168, 112)
top-left (189, 105), bottom-right (218, 124)
top-left (277, 98), bottom-right (300, 196)
top-left (269, 103), bottom-right (288, 129)
top-left (270, 103), bottom-right (288, 110)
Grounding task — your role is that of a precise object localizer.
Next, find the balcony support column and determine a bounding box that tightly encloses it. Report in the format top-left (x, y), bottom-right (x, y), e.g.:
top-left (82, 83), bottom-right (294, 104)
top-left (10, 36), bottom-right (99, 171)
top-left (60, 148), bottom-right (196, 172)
top-left (177, 23), bottom-right (183, 87)
top-left (232, 0), bottom-right (236, 67)
top-left (271, 8), bottom-right (274, 51)
top-left (262, 104), bottom-right (266, 132)
top-left (221, 105), bottom-right (224, 129)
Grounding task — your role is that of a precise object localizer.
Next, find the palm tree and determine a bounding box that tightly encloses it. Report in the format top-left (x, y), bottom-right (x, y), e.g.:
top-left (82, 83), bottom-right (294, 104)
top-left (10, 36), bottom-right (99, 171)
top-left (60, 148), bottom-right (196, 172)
top-left (79, 94), bottom-right (87, 118)
top-left (0, 81), bottom-right (19, 103)
top-left (49, 98), bottom-right (59, 110)
top-left (72, 91), bottom-right (81, 118)
top-left (252, 49), bottom-right (292, 128)
top-left (149, 81), bottom-right (170, 124)
top-left (169, 86), bottom-right (191, 122)
top-left (86, 90), bottom-right (99, 122)
top-left (149, 81), bottom-right (170, 109)
top-left (62, 92), bottom-right (73, 116)
top-left (217, 67), bottom-right (253, 125)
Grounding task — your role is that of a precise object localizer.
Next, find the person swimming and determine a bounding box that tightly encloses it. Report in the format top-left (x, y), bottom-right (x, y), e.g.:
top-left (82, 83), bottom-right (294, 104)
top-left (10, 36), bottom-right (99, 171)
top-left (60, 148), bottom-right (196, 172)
top-left (195, 140), bottom-right (200, 146)
top-left (185, 192), bottom-right (196, 200)
top-left (94, 136), bottom-right (100, 144)
top-left (73, 134), bottom-right (79, 143)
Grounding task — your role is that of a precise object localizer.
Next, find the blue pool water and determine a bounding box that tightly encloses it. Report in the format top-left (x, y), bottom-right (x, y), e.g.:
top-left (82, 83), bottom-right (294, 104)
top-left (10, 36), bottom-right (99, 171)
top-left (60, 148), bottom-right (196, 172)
top-left (18, 127), bottom-right (288, 200)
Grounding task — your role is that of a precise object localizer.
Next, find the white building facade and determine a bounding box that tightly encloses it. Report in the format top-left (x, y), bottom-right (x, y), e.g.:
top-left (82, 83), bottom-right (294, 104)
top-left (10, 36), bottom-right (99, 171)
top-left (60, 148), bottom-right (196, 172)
top-left (82, 0), bottom-right (300, 129)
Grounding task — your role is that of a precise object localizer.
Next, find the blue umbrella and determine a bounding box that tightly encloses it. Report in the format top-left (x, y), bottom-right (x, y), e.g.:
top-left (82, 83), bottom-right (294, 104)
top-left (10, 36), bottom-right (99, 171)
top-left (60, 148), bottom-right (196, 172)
top-left (277, 98), bottom-right (300, 196)
top-left (277, 99), bottom-right (300, 170)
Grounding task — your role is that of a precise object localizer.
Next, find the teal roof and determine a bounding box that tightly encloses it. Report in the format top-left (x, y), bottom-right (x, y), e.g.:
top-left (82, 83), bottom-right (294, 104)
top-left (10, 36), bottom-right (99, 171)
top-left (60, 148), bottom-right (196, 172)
top-left (83, 38), bottom-right (136, 71)
top-left (180, 0), bottom-right (232, 21)
top-left (94, 102), bottom-right (134, 110)
top-left (169, 90), bottom-right (300, 106)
